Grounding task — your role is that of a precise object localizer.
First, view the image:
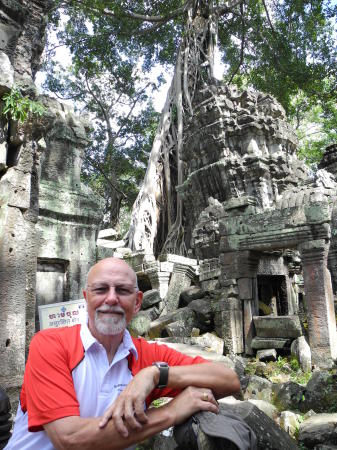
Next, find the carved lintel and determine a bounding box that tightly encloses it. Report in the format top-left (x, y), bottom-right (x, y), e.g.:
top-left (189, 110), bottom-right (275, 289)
top-left (219, 250), bottom-right (259, 280)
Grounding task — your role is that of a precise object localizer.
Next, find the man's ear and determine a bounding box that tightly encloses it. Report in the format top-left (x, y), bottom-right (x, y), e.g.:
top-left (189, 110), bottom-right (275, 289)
top-left (83, 290), bottom-right (87, 300)
top-left (134, 291), bottom-right (143, 314)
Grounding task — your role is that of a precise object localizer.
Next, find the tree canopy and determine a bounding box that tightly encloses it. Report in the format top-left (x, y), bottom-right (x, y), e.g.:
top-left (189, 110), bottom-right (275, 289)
top-left (44, 0), bottom-right (337, 237)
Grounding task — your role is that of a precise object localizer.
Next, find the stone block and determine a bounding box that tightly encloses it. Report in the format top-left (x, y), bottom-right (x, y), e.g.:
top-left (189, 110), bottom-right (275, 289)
top-left (160, 253), bottom-right (198, 266)
top-left (300, 371), bottom-right (337, 414)
top-left (251, 337), bottom-right (292, 350)
top-left (187, 299), bottom-right (213, 329)
top-left (253, 315), bottom-right (302, 338)
top-left (256, 349), bottom-right (277, 362)
top-left (299, 414), bottom-right (337, 449)
top-left (179, 286), bottom-right (205, 306)
top-left (191, 333), bottom-right (224, 355)
top-left (148, 308), bottom-right (196, 339)
top-left (143, 306), bottom-right (160, 321)
top-left (96, 239), bottom-right (125, 249)
top-left (201, 279), bottom-right (218, 290)
top-left (247, 399), bottom-right (278, 420)
top-left (291, 336), bottom-right (312, 372)
top-left (243, 375), bottom-right (273, 403)
top-left (162, 270), bottom-right (194, 314)
top-left (272, 381), bottom-right (305, 412)
top-left (128, 313), bottom-right (151, 337)
top-left (279, 411), bottom-right (300, 438)
top-left (142, 289), bottom-right (161, 309)
top-left (164, 320), bottom-right (193, 338)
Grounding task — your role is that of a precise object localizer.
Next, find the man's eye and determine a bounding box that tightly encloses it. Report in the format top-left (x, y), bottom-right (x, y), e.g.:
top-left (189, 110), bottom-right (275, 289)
top-left (93, 287), bottom-right (108, 294)
top-left (116, 287), bottom-right (132, 295)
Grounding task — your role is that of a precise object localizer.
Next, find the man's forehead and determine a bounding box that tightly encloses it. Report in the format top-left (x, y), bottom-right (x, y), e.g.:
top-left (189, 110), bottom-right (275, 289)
top-left (88, 259), bottom-right (136, 284)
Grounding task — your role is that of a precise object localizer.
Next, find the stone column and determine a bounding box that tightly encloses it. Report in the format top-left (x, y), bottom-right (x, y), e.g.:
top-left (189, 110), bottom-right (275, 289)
top-left (142, 258), bottom-right (171, 300)
top-left (146, 268), bottom-right (171, 300)
top-left (213, 280), bottom-right (244, 354)
top-left (238, 277), bottom-right (259, 354)
top-left (299, 240), bottom-right (337, 367)
top-left (160, 255), bottom-right (198, 315)
top-left (219, 250), bottom-right (259, 355)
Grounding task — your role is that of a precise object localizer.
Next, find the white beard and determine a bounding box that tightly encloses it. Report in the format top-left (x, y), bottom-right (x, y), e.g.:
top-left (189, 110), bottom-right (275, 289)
top-left (95, 308), bottom-right (127, 336)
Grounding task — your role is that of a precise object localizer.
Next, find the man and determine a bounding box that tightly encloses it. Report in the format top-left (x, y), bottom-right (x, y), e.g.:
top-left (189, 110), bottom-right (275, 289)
top-left (5, 257), bottom-right (240, 450)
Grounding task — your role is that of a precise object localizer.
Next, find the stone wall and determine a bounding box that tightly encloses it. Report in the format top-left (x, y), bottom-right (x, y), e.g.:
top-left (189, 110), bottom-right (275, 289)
top-left (0, 0), bottom-right (51, 400)
top-left (34, 98), bottom-right (103, 332)
top-left (0, 1), bottom-right (103, 402)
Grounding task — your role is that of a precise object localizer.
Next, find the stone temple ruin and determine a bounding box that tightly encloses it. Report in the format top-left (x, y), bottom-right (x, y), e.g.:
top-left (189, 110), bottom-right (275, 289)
top-left (118, 86), bottom-right (337, 370)
top-left (1, 0), bottom-right (337, 416)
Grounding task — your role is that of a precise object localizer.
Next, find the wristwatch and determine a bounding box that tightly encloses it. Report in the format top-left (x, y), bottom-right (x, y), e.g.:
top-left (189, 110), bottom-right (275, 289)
top-left (152, 361), bottom-right (169, 388)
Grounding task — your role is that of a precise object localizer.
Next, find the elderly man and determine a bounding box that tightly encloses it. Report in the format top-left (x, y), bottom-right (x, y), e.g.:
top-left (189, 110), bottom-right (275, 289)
top-left (6, 257), bottom-right (240, 450)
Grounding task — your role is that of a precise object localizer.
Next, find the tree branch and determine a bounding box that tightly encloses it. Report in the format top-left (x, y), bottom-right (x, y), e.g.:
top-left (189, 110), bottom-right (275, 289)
top-left (114, 82), bottom-right (152, 141)
top-left (84, 74), bottom-right (115, 143)
top-left (85, 154), bottom-right (127, 198)
top-left (102, 0), bottom-right (191, 23)
top-left (261, 0), bottom-right (275, 33)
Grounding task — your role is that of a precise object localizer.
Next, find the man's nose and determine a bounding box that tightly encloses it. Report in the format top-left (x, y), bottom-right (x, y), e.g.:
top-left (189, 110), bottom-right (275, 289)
top-left (104, 286), bottom-right (119, 304)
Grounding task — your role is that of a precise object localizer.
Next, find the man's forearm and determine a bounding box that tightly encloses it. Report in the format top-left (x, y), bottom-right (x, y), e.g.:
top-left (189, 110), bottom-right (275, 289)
top-left (161, 362), bottom-right (240, 398)
top-left (45, 405), bottom-right (175, 450)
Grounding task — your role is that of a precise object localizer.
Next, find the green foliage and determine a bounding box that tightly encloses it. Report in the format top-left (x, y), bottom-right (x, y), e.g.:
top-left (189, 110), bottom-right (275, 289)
top-left (245, 356), bottom-right (312, 386)
top-left (222, 0), bottom-right (337, 114)
top-left (290, 81), bottom-right (337, 167)
top-left (290, 357), bottom-right (300, 371)
top-left (2, 87), bottom-right (45, 123)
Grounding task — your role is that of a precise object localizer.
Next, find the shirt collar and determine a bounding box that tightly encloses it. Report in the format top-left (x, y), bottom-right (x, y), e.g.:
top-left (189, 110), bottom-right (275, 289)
top-left (80, 318), bottom-right (138, 360)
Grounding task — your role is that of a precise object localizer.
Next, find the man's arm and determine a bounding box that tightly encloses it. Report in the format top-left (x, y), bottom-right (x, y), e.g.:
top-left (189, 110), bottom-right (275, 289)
top-left (44, 385), bottom-right (220, 450)
top-left (99, 361), bottom-right (240, 436)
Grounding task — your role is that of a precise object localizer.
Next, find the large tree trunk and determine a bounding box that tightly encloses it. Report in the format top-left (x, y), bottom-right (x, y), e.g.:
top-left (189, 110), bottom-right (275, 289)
top-left (126, 0), bottom-right (218, 256)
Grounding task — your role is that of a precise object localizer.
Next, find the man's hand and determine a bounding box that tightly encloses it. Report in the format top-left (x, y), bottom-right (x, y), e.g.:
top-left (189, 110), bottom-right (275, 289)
top-left (99, 366), bottom-right (158, 437)
top-left (167, 386), bottom-right (219, 426)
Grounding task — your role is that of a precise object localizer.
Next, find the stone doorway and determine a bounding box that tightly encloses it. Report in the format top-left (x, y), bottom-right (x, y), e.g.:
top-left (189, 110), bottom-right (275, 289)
top-left (257, 275), bottom-right (288, 316)
top-left (35, 259), bottom-right (69, 331)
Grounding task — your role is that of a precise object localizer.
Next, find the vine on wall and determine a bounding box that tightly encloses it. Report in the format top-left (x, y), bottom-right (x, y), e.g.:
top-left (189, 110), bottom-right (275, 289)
top-left (1, 87), bottom-right (45, 123)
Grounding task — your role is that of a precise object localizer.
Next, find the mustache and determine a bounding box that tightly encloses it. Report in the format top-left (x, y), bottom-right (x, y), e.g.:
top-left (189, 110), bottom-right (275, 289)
top-left (96, 305), bottom-right (125, 315)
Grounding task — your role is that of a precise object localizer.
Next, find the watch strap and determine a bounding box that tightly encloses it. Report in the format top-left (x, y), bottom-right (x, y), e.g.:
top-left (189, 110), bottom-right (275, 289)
top-left (152, 362), bottom-right (169, 388)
